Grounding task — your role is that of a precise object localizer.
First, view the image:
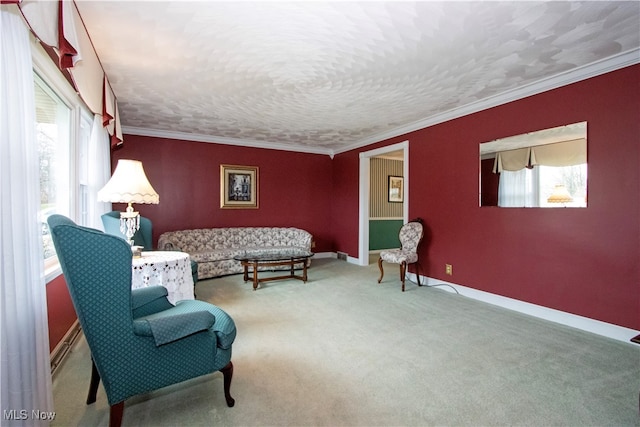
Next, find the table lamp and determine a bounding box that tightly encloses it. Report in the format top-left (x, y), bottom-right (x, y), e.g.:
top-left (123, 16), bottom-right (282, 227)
top-left (546, 184), bottom-right (573, 205)
top-left (97, 159), bottom-right (159, 245)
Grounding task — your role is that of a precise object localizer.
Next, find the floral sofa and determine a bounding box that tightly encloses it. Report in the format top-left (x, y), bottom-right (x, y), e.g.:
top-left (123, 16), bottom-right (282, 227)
top-left (157, 227), bottom-right (313, 280)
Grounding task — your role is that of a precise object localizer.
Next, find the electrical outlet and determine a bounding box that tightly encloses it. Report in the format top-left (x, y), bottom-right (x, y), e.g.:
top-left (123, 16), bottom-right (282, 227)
top-left (445, 264), bottom-right (453, 275)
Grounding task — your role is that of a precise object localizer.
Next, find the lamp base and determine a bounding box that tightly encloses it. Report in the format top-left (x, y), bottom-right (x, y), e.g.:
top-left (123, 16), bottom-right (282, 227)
top-left (119, 203), bottom-right (140, 246)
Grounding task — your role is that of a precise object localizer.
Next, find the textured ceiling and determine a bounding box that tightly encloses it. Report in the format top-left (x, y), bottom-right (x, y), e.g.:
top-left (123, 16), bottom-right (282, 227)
top-left (75, 1), bottom-right (640, 155)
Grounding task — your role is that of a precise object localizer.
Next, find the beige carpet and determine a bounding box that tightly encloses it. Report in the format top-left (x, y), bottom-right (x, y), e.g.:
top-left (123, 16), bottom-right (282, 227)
top-left (51, 258), bottom-right (640, 426)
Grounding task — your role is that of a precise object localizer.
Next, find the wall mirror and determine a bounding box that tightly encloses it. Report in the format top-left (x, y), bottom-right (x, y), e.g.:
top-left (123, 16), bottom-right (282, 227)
top-left (480, 122), bottom-right (587, 208)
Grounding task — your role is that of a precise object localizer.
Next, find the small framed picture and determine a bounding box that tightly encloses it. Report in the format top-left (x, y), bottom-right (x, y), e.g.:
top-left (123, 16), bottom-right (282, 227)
top-left (388, 175), bottom-right (403, 203)
top-left (220, 164), bottom-right (259, 209)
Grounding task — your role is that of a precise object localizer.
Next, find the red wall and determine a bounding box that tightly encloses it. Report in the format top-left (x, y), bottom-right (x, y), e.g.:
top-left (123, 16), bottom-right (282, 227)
top-left (480, 158), bottom-right (499, 206)
top-left (46, 274), bottom-right (76, 353)
top-left (330, 150), bottom-right (362, 257)
top-left (111, 136), bottom-right (335, 252)
top-left (47, 65), bottom-right (639, 353)
top-left (332, 64), bottom-right (640, 330)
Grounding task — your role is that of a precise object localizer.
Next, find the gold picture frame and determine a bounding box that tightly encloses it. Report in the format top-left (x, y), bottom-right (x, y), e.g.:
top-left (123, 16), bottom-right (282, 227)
top-left (220, 164), bottom-right (259, 209)
top-left (388, 175), bottom-right (404, 203)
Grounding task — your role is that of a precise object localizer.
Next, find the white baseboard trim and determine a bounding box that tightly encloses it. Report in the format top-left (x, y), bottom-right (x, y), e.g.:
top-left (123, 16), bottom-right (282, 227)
top-left (347, 254), bottom-right (360, 264)
top-left (313, 252), bottom-right (336, 259)
top-left (408, 273), bottom-right (639, 344)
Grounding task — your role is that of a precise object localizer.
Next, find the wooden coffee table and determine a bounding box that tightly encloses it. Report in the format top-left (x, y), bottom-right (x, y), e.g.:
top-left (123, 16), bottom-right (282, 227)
top-left (233, 250), bottom-right (314, 290)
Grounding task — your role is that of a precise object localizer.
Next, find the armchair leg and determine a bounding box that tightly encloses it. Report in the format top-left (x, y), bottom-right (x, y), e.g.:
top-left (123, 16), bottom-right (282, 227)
top-left (221, 361), bottom-right (235, 407)
top-left (87, 358), bottom-right (100, 405)
top-left (109, 402), bottom-right (124, 427)
top-left (400, 261), bottom-right (407, 292)
top-left (377, 257), bottom-right (384, 283)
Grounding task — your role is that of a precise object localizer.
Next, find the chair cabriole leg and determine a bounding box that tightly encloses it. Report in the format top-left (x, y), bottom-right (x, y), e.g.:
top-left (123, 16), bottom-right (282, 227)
top-left (400, 261), bottom-right (407, 292)
top-left (221, 361), bottom-right (235, 407)
top-left (377, 257), bottom-right (384, 283)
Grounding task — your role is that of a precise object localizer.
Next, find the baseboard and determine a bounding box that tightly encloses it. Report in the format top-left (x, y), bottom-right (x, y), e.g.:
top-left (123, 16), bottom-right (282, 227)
top-left (408, 273), bottom-right (639, 344)
top-left (50, 320), bottom-right (81, 376)
top-left (313, 251), bottom-right (336, 259)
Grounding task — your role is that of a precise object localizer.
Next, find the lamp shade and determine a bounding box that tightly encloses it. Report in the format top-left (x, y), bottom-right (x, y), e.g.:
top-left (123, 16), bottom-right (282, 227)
top-left (98, 159), bottom-right (159, 204)
top-left (546, 184), bottom-right (573, 204)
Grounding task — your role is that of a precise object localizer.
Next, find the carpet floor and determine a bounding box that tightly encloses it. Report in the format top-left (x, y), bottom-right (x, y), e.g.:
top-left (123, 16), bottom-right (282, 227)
top-left (51, 257), bottom-right (640, 426)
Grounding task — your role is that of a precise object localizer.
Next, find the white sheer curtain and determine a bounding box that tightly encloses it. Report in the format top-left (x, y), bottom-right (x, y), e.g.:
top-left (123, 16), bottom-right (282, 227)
top-left (87, 115), bottom-right (112, 231)
top-left (1, 5), bottom-right (54, 425)
top-left (498, 168), bottom-right (540, 207)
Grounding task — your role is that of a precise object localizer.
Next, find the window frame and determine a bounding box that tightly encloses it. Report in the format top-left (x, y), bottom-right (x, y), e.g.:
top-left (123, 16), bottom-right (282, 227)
top-left (31, 36), bottom-right (93, 282)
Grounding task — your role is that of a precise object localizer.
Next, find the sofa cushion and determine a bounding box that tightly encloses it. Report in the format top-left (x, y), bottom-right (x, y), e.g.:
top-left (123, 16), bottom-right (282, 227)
top-left (191, 248), bottom-right (246, 263)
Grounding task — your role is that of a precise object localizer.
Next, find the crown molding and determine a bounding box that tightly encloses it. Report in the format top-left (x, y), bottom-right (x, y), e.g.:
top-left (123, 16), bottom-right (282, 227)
top-left (124, 48), bottom-right (639, 158)
top-left (334, 48), bottom-right (640, 155)
top-left (121, 126), bottom-right (334, 156)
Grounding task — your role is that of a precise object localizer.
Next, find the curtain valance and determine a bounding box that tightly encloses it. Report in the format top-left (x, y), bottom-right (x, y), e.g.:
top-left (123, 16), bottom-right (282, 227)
top-left (493, 139), bottom-right (586, 173)
top-left (530, 138), bottom-right (586, 167)
top-left (16, 0), bottom-right (123, 147)
top-left (57, 0), bottom-right (79, 68)
top-left (493, 147), bottom-right (531, 173)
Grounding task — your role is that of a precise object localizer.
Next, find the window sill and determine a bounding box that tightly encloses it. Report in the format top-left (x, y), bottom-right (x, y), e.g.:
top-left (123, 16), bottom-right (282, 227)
top-left (45, 263), bottom-right (62, 283)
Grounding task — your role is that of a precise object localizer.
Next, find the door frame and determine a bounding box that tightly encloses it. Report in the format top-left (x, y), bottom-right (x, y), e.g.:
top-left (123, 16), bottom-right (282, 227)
top-left (358, 141), bottom-right (409, 266)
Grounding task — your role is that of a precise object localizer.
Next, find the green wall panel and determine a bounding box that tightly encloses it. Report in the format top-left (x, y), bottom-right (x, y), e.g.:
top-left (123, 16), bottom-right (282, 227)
top-left (369, 219), bottom-right (403, 250)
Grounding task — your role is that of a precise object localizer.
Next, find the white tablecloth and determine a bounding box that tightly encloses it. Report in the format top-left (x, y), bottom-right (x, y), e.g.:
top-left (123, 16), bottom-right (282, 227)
top-left (131, 251), bottom-right (194, 304)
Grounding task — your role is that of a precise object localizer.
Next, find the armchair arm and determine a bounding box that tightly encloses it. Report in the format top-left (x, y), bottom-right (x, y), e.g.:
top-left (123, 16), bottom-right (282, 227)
top-left (133, 310), bottom-right (216, 346)
top-left (176, 301), bottom-right (237, 350)
top-left (131, 286), bottom-right (173, 318)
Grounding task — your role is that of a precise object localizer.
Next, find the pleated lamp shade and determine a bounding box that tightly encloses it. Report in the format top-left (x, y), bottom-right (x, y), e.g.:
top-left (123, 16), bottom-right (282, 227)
top-left (98, 159), bottom-right (159, 204)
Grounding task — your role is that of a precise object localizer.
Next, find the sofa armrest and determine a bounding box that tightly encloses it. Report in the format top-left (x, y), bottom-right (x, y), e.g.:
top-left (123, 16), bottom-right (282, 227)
top-left (157, 233), bottom-right (176, 251)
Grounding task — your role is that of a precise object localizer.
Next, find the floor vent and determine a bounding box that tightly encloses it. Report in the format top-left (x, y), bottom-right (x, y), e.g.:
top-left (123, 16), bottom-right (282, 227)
top-left (337, 252), bottom-right (347, 261)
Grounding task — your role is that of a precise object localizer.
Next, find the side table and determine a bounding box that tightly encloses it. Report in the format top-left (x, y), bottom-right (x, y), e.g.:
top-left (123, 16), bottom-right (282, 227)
top-left (131, 251), bottom-right (194, 304)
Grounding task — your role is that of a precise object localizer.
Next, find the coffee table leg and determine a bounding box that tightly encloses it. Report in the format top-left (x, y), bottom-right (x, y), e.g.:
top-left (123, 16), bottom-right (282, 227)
top-left (242, 262), bottom-right (249, 283)
top-left (252, 261), bottom-right (259, 290)
top-left (302, 261), bottom-right (308, 282)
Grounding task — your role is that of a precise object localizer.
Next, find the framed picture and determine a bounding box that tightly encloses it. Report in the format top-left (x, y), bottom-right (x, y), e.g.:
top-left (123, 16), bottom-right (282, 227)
top-left (388, 175), bottom-right (404, 203)
top-left (220, 164), bottom-right (259, 209)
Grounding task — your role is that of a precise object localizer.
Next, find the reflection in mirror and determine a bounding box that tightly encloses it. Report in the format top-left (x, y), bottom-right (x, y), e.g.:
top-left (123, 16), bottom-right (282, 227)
top-left (480, 122), bottom-right (587, 208)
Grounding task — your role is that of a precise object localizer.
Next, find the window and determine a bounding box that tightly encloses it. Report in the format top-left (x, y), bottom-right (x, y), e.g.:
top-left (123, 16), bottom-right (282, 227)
top-left (78, 110), bottom-right (94, 226)
top-left (498, 164), bottom-right (587, 208)
top-left (538, 164), bottom-right (587, 207)
top-left (35, 74), bottom-right (71, 264)
top-left (32, 39), bottom-right (94, 278)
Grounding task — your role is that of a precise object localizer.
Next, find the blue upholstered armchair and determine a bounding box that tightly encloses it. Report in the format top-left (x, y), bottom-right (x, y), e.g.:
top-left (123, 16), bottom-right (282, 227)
top-left (48, 215), bottom-right (236, 427)
top-left (101, 211), bottom-right (199, 288)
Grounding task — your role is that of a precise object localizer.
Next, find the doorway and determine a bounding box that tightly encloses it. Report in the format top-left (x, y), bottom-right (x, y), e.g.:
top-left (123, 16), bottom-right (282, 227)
top-left (358, 141), bottom-right (408, 266)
